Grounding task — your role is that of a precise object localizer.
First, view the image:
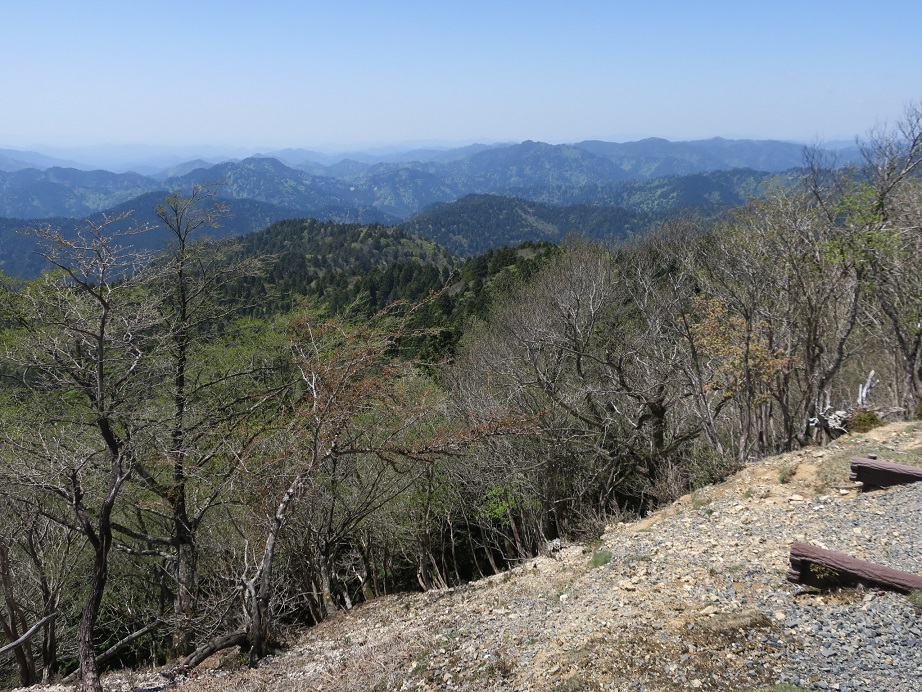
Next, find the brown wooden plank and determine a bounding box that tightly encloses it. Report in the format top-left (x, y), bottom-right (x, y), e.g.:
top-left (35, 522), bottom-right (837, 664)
top-left (849, 456), bottom-right (922, 487)
top-left (788, 541), bottom-right (922, 592)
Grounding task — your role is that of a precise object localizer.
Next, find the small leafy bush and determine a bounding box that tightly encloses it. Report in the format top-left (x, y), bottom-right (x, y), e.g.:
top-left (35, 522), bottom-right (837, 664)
top-left (808, 562), bottom-right (844, 585)
top-left (848, 410), bottom-right (883, 433)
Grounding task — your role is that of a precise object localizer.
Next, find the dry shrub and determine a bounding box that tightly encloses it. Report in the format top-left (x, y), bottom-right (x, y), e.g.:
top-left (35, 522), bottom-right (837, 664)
top-left (642, 447), bottom-right (739, 507)
top-left (848, 410), bottom-right (884, 433)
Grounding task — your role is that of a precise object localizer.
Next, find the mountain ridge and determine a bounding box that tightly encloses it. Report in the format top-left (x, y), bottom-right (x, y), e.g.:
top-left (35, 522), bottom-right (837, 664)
top-left (0, 137), bottom-right (816, 223)
top-left (2, 136), bottom-right (858, 178)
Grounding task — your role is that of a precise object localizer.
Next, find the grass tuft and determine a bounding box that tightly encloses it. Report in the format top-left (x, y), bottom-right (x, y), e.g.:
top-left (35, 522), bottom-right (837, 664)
top-left (908, 589), bottom-right (922, 611)
top-left (778, 463), bottom-right (797, 484)
top-left (588, 549), bottom-right (612, 568)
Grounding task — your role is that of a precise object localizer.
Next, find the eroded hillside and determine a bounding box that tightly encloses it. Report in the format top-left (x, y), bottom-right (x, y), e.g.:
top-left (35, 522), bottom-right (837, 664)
top-left (49, 422), bottom-right (922, 692)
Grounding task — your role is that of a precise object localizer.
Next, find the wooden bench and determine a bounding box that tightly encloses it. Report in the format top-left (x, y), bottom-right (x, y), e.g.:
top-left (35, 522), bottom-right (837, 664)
top-left (788, 541), bottom-right (922, 592)
top-left (849, 455), bottom-right (922, 488)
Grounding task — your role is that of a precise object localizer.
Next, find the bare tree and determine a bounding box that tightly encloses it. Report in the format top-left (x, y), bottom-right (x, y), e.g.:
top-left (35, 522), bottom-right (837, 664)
top-left (0, 214), bottom-right (158, 692)
top-left (871, 179), bottom-right (922, 416)
top-left (0, 492), bottom-right (80, 685)
top-left (108, 184), bottom-right (273, 656)
top-left (450, 236), bottom-right (704, 536)
top-left (860, 100), bottom-right (922, 219)
top-left (178, 306), bottom-right (485, 670)
top-left (802, 101), bottom-right (922, 420)
top-left (693, 190), bottom-right (867, 453)
top-left (856, 104), bottom-right (922, 416)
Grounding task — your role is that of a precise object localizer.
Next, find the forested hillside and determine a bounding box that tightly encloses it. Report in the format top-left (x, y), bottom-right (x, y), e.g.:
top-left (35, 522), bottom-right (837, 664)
top-left (0, 110), bottom-right (920, 692)
top-left (574, 136), bottom-right (813, 177)
top-left (0, 167), bottom-right (158, 218)
top-left (0, 149), bottom-right (89, 173)
top-left (0, 193), bottom-right (310, 279)
top-left (400, 194), bottom-right (650, 255)
top-left (220, 218), bottom-right (559, 357)
top-left (221, 218), bottom-right (456, 315)
top-left (1, 166), bottom-right (778, 280)
top-left (0, 138), bottom-right (815, 282)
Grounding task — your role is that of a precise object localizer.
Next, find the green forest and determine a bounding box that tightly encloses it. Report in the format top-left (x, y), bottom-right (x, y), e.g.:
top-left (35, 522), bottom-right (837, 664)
top-left (1, 109), bottom-right (922, 692)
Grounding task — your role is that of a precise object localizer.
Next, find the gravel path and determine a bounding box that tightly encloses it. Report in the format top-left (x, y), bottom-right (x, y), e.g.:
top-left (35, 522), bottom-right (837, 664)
top-left (370, 471), bottom-right (921, 691)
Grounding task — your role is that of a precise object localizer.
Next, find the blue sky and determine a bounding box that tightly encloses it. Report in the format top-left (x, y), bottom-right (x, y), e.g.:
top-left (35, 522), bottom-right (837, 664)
top-left (1, 0), bottom-right (920, 152)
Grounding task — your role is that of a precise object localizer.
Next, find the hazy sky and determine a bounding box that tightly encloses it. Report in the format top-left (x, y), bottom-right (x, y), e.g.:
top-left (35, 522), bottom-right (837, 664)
top-left (2, 0), bottom-right (920, 152)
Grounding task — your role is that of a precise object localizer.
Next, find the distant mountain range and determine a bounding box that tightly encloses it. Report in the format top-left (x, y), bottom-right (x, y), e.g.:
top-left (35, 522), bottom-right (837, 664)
top-left (0, 137), bottom-right (864, 175)
top-left (0, 137), bottom-right (859, 279)
top-left (0, 136), bottom-right (854, 221)
top-left (0, 148), bottom-right (94, 173)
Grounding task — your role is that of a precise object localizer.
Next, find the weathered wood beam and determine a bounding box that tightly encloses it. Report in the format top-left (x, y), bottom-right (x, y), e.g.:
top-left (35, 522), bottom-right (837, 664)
top-left (849, 455), bottom-right (922, 488)
top-left (788, 541), bottom-right (922, 592)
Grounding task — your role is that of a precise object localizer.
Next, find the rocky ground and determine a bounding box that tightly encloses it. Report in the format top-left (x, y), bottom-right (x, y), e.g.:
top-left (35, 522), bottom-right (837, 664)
top-left (23, 423), bottom-right (922, 691)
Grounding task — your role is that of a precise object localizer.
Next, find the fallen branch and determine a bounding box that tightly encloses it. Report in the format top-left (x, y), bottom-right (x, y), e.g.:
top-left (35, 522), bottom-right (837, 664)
top-left (61, 618), bottom-right (163, 683)
top-left (0, 613), bottom-right (57, 657)
top-left (788, 541), bottom-right (922, 592)
top-left (171, 629), bottom-right (249, 674)
top-left (849, 455), bottom-right (922, 488)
